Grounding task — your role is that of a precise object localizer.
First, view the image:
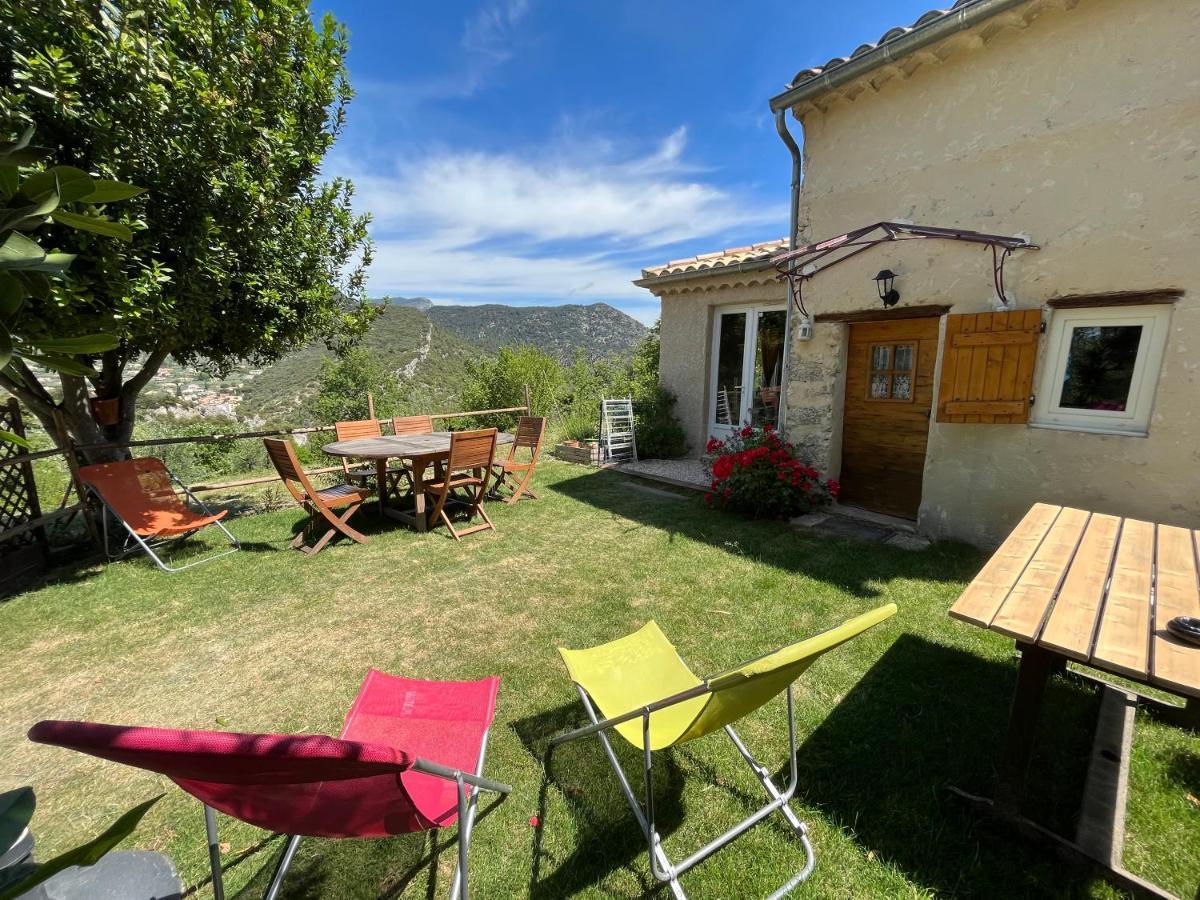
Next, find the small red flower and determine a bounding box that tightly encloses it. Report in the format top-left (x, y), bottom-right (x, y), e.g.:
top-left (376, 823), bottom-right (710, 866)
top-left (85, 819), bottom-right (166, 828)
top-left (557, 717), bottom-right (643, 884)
top-left (740, 425), bottom-right (754, 438)
top-left (705, 438), bottom-right (724, 453)
top-left (529, 815), bottom-right (540, 827)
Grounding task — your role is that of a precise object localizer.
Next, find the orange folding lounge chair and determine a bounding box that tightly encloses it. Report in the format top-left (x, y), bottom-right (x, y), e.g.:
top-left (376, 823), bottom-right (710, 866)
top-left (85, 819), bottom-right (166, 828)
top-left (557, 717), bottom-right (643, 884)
top-left (264, 438), bottom-right (373, 555)
top-left (490, 415), bottom-right (545, 504)
top-left (78, 457), bottom-right (240, 573)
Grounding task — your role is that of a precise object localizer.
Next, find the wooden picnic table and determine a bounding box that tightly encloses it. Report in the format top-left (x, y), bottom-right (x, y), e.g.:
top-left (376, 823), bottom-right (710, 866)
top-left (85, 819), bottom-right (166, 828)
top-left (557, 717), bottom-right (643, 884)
top-left (322, 431), bottom-right (513, 533)
top-left (949, 502), bottom-right (1200, 899)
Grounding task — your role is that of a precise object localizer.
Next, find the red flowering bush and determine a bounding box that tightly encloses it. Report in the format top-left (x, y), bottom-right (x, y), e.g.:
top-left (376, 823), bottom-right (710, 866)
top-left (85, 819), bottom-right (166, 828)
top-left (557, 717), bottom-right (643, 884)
top-left (704, 424), bottom-right (839, 519)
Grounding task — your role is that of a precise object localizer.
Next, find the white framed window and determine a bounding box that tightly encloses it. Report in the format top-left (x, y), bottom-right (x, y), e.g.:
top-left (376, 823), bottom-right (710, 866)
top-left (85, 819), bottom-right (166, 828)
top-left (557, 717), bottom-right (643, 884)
top-left (1032, 304), bottom-right (1172, 436)
top-left (708, 304), bottom-right (788, 438)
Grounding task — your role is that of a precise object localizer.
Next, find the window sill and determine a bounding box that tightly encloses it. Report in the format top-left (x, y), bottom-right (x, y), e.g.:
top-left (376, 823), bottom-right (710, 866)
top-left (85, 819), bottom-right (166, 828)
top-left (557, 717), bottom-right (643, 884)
top-left (1028, 421), bottom-right (1149, 438)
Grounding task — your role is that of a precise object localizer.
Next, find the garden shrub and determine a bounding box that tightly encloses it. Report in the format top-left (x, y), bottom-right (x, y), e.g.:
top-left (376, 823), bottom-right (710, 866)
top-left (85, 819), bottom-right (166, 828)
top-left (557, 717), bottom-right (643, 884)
top-left (705, 425), bottom-right (838, 519)
top-left (458, 346), bottom-right (566, 429)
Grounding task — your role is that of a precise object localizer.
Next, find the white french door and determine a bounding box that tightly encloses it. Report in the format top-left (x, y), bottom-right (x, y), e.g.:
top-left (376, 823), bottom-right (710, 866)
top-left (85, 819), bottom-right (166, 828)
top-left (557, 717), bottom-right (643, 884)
top-left (709, 304), bottom-right (788, 439)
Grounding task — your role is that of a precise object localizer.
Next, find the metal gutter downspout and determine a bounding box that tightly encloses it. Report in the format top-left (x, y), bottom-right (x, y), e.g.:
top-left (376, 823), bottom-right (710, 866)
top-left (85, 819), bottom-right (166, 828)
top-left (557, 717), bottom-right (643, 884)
top-left (774, 108), bottom-right (802, 442)
top-left (768, 0), bottom-right (1031, 113)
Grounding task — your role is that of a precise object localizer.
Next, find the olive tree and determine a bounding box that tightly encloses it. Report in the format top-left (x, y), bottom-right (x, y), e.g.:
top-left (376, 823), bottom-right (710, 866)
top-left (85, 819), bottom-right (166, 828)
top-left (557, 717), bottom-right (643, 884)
top-left (0, 0), bottom-right (374, 459)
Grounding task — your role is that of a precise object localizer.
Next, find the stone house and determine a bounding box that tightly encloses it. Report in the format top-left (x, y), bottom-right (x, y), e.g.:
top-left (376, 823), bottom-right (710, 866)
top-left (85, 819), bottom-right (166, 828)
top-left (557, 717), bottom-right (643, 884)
top-left (636, 0), bottom-right (1199, 545)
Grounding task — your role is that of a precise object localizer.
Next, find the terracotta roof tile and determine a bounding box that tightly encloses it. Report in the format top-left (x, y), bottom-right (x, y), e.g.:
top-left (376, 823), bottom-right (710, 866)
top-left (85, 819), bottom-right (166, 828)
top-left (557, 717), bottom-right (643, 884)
top-left (788, 0), bottom-right (976, 87)
top-left (638, 238), bottom-right (789, 282)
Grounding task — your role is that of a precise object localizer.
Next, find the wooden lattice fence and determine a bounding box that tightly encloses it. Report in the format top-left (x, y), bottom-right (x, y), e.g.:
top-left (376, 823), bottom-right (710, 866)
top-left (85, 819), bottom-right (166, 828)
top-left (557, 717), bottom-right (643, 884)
top-left (0, 398), bottom-right (48, 580)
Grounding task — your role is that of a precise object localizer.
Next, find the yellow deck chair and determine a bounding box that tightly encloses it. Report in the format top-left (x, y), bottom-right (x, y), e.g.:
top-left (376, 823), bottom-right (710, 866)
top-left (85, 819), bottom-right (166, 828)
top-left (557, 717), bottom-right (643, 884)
top-left (548, 603), bottom-right (897, 898)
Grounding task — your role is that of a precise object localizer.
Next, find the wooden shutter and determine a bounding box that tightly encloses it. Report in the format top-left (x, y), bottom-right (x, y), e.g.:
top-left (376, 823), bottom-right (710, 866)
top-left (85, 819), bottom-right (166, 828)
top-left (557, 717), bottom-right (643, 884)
top-left (936, 309), bottom-right (1041, 424)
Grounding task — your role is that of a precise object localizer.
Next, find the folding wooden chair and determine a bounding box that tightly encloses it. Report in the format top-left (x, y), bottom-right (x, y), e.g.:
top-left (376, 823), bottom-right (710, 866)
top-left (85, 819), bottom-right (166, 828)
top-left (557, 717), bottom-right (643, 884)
top-left (263, 438), bottom-right (372, 555)
top-left (490, 416), bottom-right (546, 504)
top-left (422, 429), bottom-right (497, 541)
top-left (78, 457), bottom-right (239, 572)
top-left (335, 419), bottom-right (408, 497)
top-left (392, 415), bottom-right (434, 436)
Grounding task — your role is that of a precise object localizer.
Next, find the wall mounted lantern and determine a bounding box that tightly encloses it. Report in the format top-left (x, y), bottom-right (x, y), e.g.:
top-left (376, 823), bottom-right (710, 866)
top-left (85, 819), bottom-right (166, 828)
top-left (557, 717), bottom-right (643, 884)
top-left (873, 269), bottom-right (900, 308)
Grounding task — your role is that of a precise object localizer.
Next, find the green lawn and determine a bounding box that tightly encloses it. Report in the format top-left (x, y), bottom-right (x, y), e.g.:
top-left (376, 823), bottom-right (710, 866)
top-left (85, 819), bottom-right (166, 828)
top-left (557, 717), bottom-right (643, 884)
top-left (1, 461), bottom-right (1197, 898)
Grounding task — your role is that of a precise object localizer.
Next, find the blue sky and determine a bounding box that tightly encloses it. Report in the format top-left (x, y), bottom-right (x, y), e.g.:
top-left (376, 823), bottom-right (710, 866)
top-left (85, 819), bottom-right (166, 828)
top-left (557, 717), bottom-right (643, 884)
top-left (321, 0), bottom-right (936, 323)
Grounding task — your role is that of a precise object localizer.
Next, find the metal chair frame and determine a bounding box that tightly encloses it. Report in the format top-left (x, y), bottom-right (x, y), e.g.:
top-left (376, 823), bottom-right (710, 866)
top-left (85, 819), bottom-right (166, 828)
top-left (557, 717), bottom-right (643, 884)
top-left (202, 728), bottom-right (510, 900)
top-left (548, 681), bottom-right (814, 899)
top-left (86, 464), bottom-right (240, 573)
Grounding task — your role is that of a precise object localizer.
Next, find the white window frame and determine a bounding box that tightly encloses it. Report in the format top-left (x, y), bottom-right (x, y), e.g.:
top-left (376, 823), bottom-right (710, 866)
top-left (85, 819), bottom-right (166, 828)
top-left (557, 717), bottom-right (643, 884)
top-left (1032, 304), bottom-right (1172, 436)
top-left (708, 303), bottom-right (787, 439)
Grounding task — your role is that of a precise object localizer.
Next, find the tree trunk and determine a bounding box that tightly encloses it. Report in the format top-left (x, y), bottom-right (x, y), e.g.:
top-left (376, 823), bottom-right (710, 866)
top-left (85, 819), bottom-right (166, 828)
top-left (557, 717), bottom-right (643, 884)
top-left (0, 346), bottom-right (169, 465)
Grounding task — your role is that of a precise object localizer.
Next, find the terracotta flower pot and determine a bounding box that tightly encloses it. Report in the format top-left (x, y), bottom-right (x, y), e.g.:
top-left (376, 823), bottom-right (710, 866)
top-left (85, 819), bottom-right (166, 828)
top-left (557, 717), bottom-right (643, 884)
top-left (89, 397), bottom-right (120, 426)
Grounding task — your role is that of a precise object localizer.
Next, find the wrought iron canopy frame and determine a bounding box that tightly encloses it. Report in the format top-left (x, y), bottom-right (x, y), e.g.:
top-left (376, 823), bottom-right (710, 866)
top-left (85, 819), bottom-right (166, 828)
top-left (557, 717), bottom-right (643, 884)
top-left (771, 221), bottom-right (1038, 315)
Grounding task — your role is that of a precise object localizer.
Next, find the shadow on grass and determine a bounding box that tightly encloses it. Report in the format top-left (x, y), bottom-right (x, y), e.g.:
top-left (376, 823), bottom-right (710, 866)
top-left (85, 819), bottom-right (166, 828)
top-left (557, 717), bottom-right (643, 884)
top-left (786, 634), bottom-right (1106, 897)
top-left (220, 795), bottom-right (507, 900)
top-left (550, 469), bottom-right (984, 600)
top-left (511, 702), bottom-right (686, 898)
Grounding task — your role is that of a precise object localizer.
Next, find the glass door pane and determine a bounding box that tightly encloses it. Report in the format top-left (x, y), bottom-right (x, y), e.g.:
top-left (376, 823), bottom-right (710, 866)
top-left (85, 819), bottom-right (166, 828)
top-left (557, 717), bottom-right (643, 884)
top-left (749, 309), bottom-right (787, 428)
top-left (713, 312), bottom-right (746, 428)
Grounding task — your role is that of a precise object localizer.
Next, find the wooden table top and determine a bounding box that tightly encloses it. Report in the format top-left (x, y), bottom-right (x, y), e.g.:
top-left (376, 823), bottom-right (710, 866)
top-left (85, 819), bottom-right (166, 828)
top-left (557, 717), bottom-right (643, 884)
top-left (322, 430), bottom-right (514, 460)
top-left (950, 503), bottom-right (1200, 699)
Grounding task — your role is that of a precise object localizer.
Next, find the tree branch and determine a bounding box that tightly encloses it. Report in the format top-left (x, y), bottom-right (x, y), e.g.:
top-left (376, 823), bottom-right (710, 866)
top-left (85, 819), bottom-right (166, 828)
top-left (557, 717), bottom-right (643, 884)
top-left (120, 346), bottom-right (170, 401)
top-left (8, 357), bottom-right (57, 408)
top-left (0, 368), bottom-right (53, 418)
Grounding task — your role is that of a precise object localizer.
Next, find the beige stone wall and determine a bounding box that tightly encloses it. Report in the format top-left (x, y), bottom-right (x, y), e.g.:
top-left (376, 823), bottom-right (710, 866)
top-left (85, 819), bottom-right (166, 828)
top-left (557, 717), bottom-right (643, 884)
top-left (655, 276), bottom-right (789, 456)
top-left (784, 0), bottom-right (1200, 544)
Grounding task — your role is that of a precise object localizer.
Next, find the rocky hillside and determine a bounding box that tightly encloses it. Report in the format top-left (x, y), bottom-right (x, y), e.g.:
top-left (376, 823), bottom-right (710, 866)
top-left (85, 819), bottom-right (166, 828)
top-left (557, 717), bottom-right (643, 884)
top-left (426, 302), bottom-right (646, 361)
top-left (147, 301), bottom-right (649, 422)
top-left (237, 306), bottom-right (480, 420)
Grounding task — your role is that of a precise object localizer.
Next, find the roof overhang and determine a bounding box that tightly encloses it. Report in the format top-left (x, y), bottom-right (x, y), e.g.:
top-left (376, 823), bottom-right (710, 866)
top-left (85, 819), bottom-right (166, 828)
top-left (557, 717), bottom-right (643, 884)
top-left (633, 239), bottom-right (788, 291)
top-left (768, 0), bottom-right (1034, 114)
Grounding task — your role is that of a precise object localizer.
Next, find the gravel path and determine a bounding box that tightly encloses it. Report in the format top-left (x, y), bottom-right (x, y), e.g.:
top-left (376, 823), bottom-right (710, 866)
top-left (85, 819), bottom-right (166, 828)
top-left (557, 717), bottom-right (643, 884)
top-left (618, 458), bottom-right (709, 489)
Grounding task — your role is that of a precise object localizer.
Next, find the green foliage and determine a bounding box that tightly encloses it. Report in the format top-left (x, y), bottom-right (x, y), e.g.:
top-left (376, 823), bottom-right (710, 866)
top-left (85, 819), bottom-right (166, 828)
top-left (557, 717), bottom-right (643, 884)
top-left (1, 0), bottom-right (374, 449)
top-left (706, 426), bottom-right (836, 519)
top-left (0, 793), bottom-right (162, 900)
top-left (458, 346), bottom-right (566, 429)
top-left (626, 324), bottom-right (687, 459)
top-left (0, 126), bottom-right (140, 419)
top-left (309, 347), bottom-right (403, 424)
top-left (426, 302), bottom-right (647, 362)
top-left (455, 324), bottom-right (688, 456)
top-left (238, 306), bottom-right (479, 422)
top-left (136, 415), bottom-right (264, 485)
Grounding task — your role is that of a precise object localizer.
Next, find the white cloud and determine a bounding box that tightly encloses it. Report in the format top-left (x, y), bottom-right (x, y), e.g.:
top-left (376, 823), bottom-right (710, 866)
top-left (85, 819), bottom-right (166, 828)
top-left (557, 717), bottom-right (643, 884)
top-left (342, 127), bottom-right (773, 248)
top-left (330, 126), bottom-right (785, 317)
top-left (352, 0), bottom-right (534, 117)
top-left (462, 0), bottom-right (531, 64)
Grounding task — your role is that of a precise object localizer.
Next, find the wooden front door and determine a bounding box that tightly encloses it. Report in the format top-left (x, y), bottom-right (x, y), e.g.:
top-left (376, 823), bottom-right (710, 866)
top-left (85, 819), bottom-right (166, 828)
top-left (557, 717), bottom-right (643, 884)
top-left (839, 317), bottom-right (940, 519)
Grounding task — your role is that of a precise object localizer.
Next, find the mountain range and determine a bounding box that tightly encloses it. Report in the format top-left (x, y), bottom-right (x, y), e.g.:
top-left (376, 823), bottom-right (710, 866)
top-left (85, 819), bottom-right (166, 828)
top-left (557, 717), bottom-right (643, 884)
top-left (153, 301), bottom-right (648, 422)
top-left (384, 298), bottom-right (648, 361)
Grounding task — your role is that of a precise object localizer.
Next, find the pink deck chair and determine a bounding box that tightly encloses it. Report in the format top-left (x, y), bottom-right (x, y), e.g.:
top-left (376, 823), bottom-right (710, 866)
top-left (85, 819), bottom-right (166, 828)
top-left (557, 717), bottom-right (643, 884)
top-left (28, 669), bottom-right (509, 900)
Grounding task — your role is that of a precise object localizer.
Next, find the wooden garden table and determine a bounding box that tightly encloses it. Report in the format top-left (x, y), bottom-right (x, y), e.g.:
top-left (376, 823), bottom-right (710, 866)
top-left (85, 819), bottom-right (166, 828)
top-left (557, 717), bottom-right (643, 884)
top-left (949, 503), bottom-right (1200, 899)
top-left (322, 431), bottom-right (513, 532)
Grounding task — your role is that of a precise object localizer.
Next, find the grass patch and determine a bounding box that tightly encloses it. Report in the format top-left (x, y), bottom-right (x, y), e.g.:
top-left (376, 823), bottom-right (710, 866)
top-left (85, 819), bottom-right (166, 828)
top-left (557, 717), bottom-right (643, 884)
top-left (1, 461), bottom-right (1196, 898)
